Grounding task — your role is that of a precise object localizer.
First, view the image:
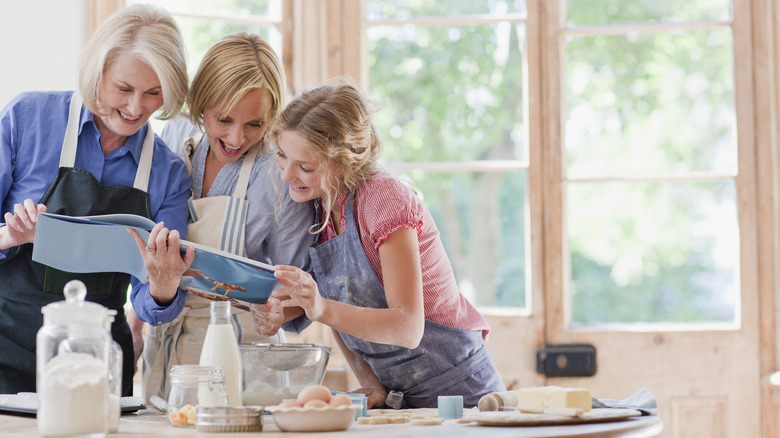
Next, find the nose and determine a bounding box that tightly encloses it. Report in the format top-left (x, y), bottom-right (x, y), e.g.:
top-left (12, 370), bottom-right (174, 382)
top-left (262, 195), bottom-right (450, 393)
top-left (127, 92), bottom-right (144, 116)
top-left (228, 126), bottom-right (246, 147)
top-left (278, 159), bottom-right (292, 182)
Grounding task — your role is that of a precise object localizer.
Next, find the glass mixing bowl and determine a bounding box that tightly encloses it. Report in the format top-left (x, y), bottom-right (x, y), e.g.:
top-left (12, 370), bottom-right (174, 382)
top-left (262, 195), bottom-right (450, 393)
top-left (239, 343), bottom-right (331, 406)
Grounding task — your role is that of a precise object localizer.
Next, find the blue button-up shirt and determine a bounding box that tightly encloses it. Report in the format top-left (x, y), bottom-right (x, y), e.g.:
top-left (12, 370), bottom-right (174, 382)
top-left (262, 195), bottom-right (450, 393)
top-left (0, 91), bottom-right (190, 325)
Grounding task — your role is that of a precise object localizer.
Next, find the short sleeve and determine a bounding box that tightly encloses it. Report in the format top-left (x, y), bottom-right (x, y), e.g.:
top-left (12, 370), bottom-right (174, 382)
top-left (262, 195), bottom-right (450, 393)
top-left (359, 174), bottom-right (425, 251)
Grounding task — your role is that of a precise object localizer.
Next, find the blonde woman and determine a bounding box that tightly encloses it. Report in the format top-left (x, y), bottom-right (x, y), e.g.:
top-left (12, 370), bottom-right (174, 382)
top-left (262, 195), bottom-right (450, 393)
top-left (140, 33), bottom-right (316, 405)
top-left (264, 80), bottom-right (506, 409)
top-left (0, 4), bottom-right (192, 395)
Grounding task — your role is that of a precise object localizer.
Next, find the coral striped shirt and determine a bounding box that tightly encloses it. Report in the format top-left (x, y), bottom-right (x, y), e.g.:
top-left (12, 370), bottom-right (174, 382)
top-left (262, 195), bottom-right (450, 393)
top-left (319, 170), bottom-right (491, 340)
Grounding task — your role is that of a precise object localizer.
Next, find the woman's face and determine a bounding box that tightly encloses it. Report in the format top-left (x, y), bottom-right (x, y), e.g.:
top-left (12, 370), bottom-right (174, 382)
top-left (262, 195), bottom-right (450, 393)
top-left (276, 130), bottom-right (325, 203)
top-left (203, 88), bottom-right (272, 164)
top-left (96, 51), bottom-right (163, 139)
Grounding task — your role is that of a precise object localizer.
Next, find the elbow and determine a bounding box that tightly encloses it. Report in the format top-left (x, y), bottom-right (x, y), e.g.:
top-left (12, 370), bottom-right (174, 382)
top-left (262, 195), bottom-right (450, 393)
top-left (399, 321), bottom-right (424, 349)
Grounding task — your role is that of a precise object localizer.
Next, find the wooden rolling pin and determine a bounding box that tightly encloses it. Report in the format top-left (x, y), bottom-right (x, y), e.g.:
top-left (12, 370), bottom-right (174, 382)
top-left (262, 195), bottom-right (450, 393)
top-left (478, 390), bottom-right (520, 411)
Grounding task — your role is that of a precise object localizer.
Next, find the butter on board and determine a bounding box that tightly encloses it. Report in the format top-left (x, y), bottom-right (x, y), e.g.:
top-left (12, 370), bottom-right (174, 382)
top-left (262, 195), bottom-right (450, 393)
top-left (515, 386), bottom-right (592, 413)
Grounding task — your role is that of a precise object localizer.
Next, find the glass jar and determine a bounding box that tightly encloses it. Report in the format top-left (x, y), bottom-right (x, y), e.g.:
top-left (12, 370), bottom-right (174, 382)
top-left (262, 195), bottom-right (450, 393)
top-left (103, 311), bottom-right (122, 433)
top-left (37, 280), bottom-right (112, 437)
top-left (167, 365), bottom-right (228, 428)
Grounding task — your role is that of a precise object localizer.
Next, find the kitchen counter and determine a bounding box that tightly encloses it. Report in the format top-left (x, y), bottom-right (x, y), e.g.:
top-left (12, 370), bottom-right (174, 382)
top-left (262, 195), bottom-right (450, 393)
top-left (0, 408), bottom-right (662, 437)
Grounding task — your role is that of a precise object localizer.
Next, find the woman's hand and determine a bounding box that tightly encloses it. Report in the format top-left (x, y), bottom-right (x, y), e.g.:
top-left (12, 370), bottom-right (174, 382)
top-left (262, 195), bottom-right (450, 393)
top-left (272, 265), bottom-right (327, 322)
top-left (128, 222), bottom-right (195, 305)
top-left (249, 297), bottom-right (284, 337)
top-left (0, 199), bottom-right (47, 250)
top-left (351, 386), bottom-right (388, 409)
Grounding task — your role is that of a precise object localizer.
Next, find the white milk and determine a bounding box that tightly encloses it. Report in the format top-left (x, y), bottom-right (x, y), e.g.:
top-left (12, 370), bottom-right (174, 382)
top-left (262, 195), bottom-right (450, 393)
top-left (200, 323), bottom-right (243, 406)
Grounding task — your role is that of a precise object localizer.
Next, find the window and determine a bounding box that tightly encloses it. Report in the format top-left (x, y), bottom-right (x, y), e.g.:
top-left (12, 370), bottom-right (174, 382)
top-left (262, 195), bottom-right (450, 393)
top-left (562, 0), bottom-right (740, 326)
top-left (123, 0), bottom-right (754, 326)
top-left (365, 2), bottom-right (531, 310)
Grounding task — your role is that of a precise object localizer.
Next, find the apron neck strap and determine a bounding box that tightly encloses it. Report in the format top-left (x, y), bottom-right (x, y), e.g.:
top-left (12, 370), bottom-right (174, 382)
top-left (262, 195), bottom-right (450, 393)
top-left (233, 146), bottom-right (258, 200)
top-left (133, 127), bottom-right (155, 192)
top-left (58, 92), bottom-right (83, 168)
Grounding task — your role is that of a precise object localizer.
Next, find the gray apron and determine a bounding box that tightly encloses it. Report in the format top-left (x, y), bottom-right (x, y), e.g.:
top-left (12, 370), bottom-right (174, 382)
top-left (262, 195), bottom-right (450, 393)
top-left (0, 92), bottom-right (155, 395)
top-left (308, 194), bottom-right (505, 408)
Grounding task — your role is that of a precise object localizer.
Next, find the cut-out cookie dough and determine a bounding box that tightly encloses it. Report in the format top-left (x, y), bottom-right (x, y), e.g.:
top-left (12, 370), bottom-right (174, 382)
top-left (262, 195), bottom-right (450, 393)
top-left (411, 418), bottom-right (444, 426)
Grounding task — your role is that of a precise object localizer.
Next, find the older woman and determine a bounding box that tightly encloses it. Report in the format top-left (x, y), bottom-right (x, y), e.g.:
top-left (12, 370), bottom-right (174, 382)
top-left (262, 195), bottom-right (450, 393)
top-left (0, 4), bottom-right (192, 396)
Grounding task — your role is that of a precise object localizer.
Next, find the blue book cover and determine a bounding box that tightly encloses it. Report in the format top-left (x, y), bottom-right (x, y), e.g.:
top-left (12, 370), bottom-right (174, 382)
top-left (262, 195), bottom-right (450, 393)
top-left (32, 212), bottom-right (276, 308)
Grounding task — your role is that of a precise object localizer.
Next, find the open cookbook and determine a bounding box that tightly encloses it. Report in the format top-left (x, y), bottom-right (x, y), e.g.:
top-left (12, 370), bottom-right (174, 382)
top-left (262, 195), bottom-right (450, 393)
top-left (31, 212), bottom-right (276, 309)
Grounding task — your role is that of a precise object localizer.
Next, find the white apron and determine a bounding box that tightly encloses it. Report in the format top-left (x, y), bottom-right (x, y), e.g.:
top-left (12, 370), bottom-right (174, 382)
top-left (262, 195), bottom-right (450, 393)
top-left (142, 133), bottom-right (278, 404)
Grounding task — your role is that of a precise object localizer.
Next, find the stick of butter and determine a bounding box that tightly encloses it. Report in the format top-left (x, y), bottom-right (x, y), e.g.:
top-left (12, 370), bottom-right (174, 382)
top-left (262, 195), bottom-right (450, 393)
top-left (515, 386), bottom-right (592, 412)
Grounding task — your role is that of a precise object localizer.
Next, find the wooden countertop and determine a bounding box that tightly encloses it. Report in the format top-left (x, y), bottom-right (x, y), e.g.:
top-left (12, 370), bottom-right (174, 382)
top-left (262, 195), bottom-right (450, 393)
top-left (0, 409), bottom-right (662, 437)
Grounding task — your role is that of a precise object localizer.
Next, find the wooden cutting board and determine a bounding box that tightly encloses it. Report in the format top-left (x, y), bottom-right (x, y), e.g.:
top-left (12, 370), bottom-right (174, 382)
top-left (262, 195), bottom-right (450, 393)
top-left (469, 408), bottom-right (643, 427)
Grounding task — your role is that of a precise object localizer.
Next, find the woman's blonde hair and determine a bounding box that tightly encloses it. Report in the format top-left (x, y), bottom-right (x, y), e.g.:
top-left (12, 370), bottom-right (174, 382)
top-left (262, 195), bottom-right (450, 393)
top-left (188, 33), bottom-right (287, 152)
top-left (268, 78), bottom-right (382, 232)
top-left (78, 3), bottom-right (188, 120)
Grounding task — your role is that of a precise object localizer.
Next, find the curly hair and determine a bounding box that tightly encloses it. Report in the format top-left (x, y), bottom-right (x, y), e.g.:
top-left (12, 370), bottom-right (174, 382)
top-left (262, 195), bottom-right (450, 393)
top-left (268, 78), bottom-right (382, 233)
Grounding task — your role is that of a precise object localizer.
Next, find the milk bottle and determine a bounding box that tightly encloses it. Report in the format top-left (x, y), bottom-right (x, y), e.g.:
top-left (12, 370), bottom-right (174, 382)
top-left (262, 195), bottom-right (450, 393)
top-left (199, 301), bottom-right (243, 406)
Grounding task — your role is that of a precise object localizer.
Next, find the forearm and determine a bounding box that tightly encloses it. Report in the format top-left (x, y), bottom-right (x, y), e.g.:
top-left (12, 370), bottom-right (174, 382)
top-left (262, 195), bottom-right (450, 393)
top-left (317, 299), bottom-right (423, 349)
top-left (331, 329), bottom-right (383, 390)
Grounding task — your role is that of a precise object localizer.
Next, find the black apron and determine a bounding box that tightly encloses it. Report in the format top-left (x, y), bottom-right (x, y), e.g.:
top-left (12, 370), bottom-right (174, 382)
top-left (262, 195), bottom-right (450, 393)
top-left (0, 93), bottom-right (155, 396)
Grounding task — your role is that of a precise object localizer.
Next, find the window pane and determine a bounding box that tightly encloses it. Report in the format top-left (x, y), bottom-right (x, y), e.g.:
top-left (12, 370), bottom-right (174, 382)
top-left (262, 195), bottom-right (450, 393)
top-left (565, 28), bottom-right (736, 178)
top-left (567, 180), bottom-right (738, 325)
top-left (173, 17), bottom-right (281, 79)
top-left (369, 23), bottom-right (527, 163)
top-left (133, 0), bottom-right (279, 18)
top-left (566, 0), bottom-right (731, 27)
top-left (392, 170), bottom-right (528, 308)
top-left (367, 0), bottom-right (526, 21)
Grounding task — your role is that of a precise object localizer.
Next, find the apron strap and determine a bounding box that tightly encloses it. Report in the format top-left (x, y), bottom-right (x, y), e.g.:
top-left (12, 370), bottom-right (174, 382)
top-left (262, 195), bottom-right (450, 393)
top-left (58, 92), bottom-right (82, 168)
top-left (133, 127), bottom-right (156, 192)
top-left (233, 146), bottom-right (258, 200)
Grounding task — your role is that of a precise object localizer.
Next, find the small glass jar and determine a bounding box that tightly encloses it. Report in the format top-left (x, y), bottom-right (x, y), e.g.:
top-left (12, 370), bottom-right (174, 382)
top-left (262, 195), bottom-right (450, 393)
top-left (167, 365), bottom-right (228, 428)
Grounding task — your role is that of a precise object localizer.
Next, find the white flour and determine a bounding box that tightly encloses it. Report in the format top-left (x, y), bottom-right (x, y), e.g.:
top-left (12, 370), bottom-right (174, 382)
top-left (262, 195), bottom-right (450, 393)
top-left (37, 352), bottom-right (108, 436)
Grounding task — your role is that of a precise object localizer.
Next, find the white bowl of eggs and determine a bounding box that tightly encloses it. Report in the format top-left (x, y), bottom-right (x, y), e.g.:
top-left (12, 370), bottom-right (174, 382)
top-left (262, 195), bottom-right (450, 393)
top-left (266, 384), bottom-right (360, 432)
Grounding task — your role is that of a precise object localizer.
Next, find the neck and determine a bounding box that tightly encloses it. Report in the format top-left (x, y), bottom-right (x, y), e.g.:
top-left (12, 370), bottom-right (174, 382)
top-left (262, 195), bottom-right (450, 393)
top-left (202, 148), bottom-right (226, 196)
top-left (94, 119), bottom-right (128, 155)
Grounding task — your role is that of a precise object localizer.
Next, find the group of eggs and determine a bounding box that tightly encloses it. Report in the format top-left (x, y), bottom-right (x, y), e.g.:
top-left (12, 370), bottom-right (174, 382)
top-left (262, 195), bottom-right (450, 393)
top-left (278, 384), bottom-right (353, 409)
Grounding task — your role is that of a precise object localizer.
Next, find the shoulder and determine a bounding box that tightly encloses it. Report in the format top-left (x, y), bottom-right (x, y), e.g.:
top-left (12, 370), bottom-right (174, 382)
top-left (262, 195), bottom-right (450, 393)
top-left (2, 91), bottom-right (71, 118)
top-left (357, 170), bottom-right (426, 246)
top-left (151, 129), bottom-right (188, 174)
top-left (160, 115), bottom-right (197, 156)
top-left (358, 170), bottom-right (421, 209)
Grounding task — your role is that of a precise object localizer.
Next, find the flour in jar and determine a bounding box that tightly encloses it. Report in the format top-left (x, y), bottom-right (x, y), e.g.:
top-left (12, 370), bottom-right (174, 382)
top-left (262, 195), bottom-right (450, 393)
top-left (38, 352), bottom-right (108, 436)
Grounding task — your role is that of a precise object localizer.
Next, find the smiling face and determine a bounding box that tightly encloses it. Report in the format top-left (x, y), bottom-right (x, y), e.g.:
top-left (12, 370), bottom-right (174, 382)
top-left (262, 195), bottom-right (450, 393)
top-left (276, 130), bottom-right (327, 203)
top-left (203, 88), bottom-right (272, 164)
top-left (95, 51), bottom-right (163, 144)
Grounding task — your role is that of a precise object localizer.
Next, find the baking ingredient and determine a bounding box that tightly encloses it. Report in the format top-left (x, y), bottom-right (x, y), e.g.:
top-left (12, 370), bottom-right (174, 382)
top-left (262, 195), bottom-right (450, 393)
top-left (296, 384), bottom-right (331, 405)
top-left (38, 352), bottom-right (108, 436)
top-left (514, 387), bottom-right (591, 412)
top-left (304, 399), bottom-right (329, 408)
top-left (242, 380), bottom-right (297, 406)
top-left (169, 404), bottom-right (197, 426)
top-left (329, 393), bottom-right (352, 407)
top-left (200, 302), bottom-right (243, 406)
top-left (279, 400), bottom-right (302, 408)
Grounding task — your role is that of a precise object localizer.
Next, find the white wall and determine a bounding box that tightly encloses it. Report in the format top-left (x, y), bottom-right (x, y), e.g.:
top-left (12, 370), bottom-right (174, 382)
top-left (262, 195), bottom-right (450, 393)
top-left (0, 1), bottom-right (88, 107)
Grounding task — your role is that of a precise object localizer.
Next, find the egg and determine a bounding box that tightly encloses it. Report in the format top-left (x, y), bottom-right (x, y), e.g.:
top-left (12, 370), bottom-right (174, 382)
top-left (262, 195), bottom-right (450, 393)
top-left (296, 384), bottom-right (332, 405)
top-left (278, 400), bottom-right (302, 408)
top-left (303, 399), bottom-right (329, 409)
top-left (329, 393), bottom-right (352, 407)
